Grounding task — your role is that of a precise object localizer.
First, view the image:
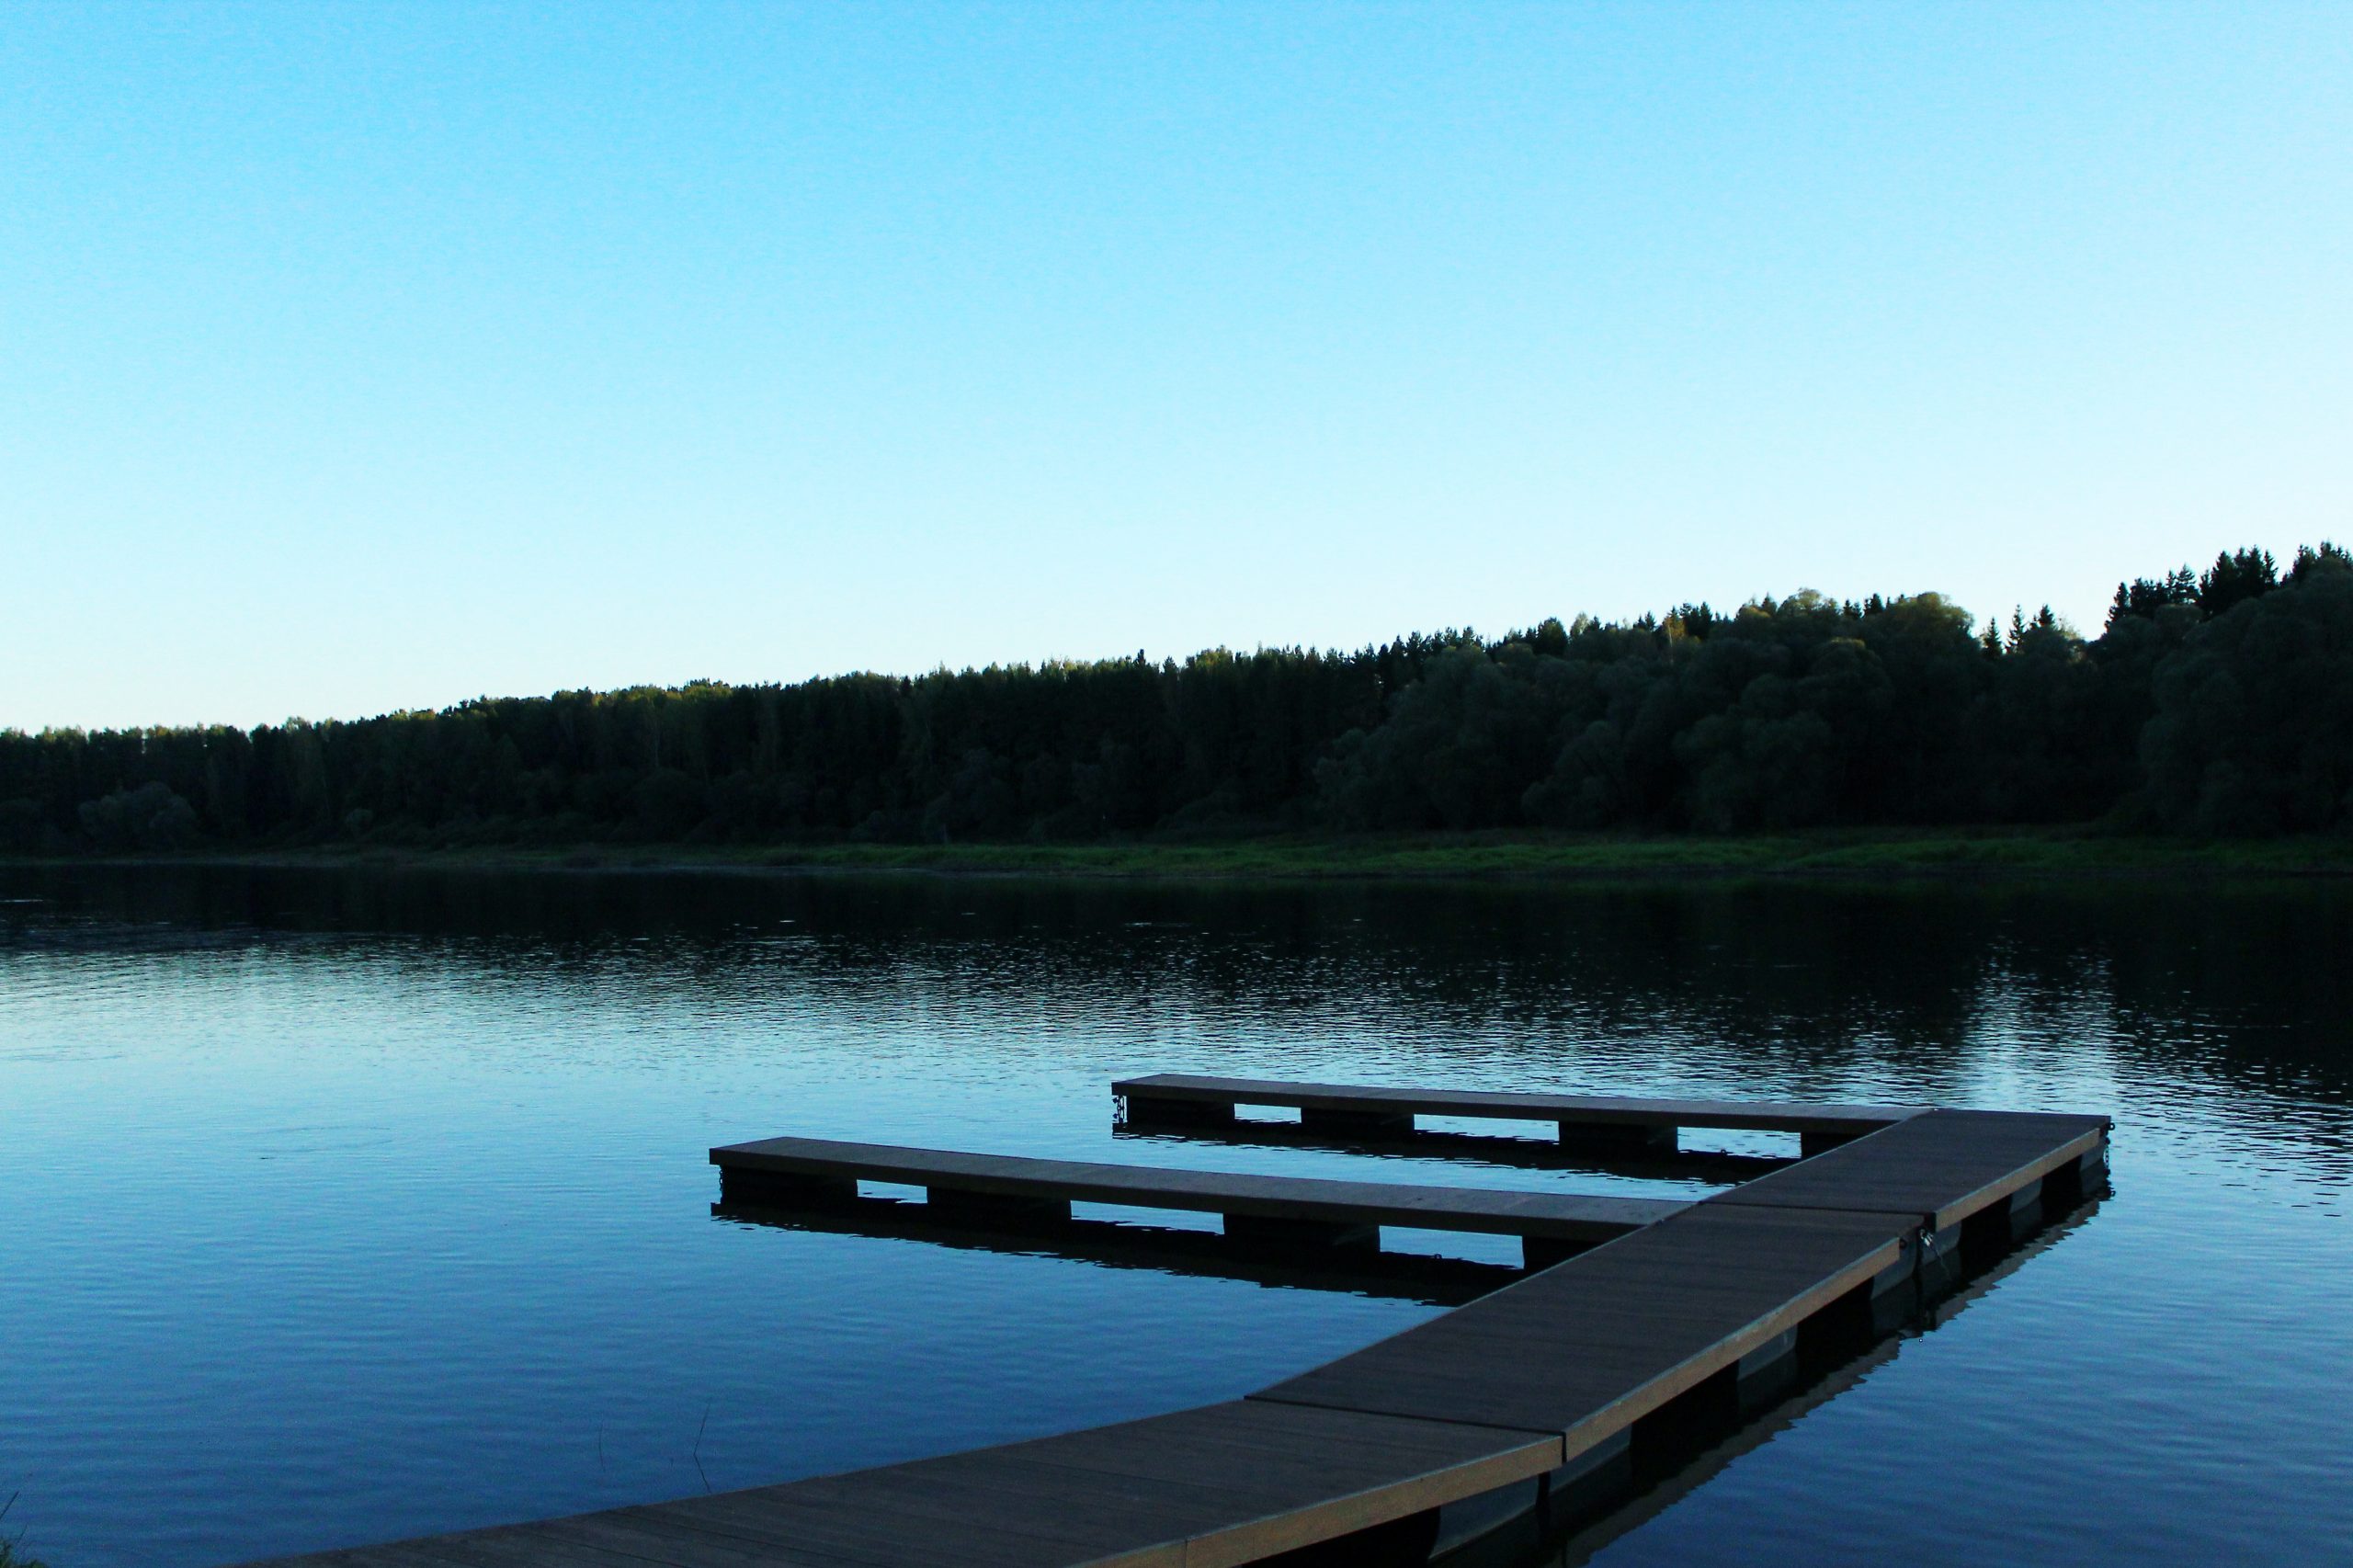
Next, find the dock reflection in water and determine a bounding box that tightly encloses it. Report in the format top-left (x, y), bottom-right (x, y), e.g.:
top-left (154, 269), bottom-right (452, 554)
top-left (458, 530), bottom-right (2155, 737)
top-left (713, 1196), bottom-right (1524, 1307)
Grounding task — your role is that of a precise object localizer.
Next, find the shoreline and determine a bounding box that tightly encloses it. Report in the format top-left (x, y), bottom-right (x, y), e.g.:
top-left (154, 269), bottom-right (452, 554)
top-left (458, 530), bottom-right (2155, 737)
top-left (10, 829), bottom-right (2353, 883)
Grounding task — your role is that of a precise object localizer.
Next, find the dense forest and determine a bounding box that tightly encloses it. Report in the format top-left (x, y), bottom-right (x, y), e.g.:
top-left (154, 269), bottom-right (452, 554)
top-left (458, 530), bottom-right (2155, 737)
top-left (6, 541), bottom-right (2351, 854)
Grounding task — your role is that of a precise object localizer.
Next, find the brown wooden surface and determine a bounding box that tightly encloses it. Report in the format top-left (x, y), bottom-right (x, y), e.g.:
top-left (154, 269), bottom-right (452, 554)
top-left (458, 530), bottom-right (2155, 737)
top-left (1114, 1074), bottom-right (1923, 1135)
top-left (241, 1102), bottom-right (2105, 1568)
top-left (1711, 1108), bottom-right (2109, 1230)
top-left (1252, 1204), bottom-right (1911, 1443)
top-left (712, 1135), bottom-right (1684, 1241)
top-left (239, 1402), bottom-right (1560, 1568)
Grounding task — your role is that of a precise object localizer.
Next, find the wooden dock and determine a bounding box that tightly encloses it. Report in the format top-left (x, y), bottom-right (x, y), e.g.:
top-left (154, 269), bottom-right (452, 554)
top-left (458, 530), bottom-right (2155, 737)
top-left (1114, 1072), bottom-right (1923, 1154)
top-left (714, 1196), bottom-right (1524, 1304)
top-left (236, 1083), bottom-right (2109, 1568)
top-left (711, 1134), bottom-right (1683, 1266)
top-left (1711, 1108), bottom-right (2109, 1232)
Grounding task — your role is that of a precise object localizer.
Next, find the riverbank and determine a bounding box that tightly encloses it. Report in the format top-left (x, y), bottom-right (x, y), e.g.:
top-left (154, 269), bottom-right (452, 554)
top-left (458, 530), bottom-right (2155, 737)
top-left (16, 827), bottom-right (2353, 881)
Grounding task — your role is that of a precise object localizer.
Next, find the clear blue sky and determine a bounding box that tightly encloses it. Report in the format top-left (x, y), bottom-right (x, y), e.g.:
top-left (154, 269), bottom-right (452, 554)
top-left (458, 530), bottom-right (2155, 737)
top-left (6, 3), bottom-right (2348, 731)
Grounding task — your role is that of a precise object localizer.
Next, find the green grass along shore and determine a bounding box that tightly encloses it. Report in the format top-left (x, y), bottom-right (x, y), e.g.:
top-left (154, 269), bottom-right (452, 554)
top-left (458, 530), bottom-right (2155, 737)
top-left (27, 827), bottom-right (2353, 881)
top-left (0, 1499), bottom-right (47, 1568)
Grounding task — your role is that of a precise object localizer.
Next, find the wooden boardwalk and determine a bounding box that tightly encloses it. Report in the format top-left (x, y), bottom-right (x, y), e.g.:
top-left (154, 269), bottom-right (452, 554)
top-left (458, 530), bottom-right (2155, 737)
top-left (1115, 1073), bottom-right (1922, 1154)
top-left (1711, 1108), bottom-right (2109, 1231)
top-left (239, 1086), bottom-right (2108, 1568)
top-left (1257, 1204), bottom-right (1913, 1435)
top-left (262, 1400), bottom-right (1561, 1568)
top-left (711, 1134), bottom-right (1683, 1263)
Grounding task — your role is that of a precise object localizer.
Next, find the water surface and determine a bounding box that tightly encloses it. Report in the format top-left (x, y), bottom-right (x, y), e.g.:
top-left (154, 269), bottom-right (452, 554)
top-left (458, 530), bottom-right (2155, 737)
top-left (4, 867), bottom-right (2347, 1567)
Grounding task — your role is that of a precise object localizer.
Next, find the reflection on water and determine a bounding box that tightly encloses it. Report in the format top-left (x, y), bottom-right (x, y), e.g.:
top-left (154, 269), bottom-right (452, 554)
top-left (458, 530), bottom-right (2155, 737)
top-left (711, 1196), bottom-right (1523, 1305)
top-left (2, 865), bottom-right (2348, 1568)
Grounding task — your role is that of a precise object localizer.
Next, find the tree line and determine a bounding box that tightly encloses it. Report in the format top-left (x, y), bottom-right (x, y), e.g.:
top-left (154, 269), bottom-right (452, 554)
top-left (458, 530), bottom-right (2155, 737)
top-left (6, 540), bottom-right (2350, 853)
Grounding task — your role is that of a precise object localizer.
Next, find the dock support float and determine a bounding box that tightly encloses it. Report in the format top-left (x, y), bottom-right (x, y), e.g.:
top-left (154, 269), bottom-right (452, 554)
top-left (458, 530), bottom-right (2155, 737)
top-left (926, 1187), bottom-right (1073, 1227)
top-left (1302, 1106), bottom-right (1416, 1137)
top-left (1521, 1236), bottom-right (1588, 1271)
top-left (1225, 1212), bottom-right (1380, 1252)
top-left (1558, 1120), bottom-right (1676, 1155)
top-left (718, 1167), bottom-right (856, 1208)
top-left (1122, 1091), bottom-right (1235, 1129)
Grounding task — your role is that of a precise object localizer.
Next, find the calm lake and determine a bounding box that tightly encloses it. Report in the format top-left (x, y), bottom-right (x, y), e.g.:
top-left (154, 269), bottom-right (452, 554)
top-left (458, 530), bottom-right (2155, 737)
top-left (4, 865), bottom-right (2348, 1568)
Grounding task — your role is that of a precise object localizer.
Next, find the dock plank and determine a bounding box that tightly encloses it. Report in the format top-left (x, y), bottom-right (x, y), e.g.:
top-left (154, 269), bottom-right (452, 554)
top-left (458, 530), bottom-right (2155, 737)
top-left (239, 1403), bottom-right (1558, 1568)
top-left (870, 1403), bottom-right (1560, 1568)
top-left (1711, 1108), bottom-right (2109, 1231)
top-left (1114, 1074), bottom-right (1922, 1135)
top-left (710, 1135), bottom-right (1683, 1243)
top-left (283, 1521), bottom-right (871, 1568)
top-left (1253, 1205), bottom-right (1914, 1442)
top-left (542, 1517), bottom-right (885, 1568)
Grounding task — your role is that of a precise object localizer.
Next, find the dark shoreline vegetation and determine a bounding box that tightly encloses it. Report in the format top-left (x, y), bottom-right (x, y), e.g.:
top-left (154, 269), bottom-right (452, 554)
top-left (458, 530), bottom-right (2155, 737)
top-left (36, 829), bottom-right (2353, 881)
top-left (8, 543), bottom-right (2351, 864)
top-left (1, 1495), bottom-right (46, 1568)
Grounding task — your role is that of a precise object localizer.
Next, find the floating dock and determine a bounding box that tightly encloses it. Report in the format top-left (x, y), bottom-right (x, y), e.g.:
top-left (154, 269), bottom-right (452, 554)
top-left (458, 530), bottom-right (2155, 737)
top-left (711, 1134), bottom-right (1683, 1267)
top-left (1115, 1072), bottom-right (1924, 1155)
top-left (238, 1081), bottom-right (2109, 1568)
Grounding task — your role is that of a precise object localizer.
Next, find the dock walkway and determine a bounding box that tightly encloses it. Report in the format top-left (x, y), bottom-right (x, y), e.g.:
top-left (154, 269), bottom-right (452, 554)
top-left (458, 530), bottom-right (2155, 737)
top-left (711, 1134), bottom-right (1682, 1264)
top-left (1114, 1073), bottom-right (1922, 1154)
top-left (241, 1083), bottom-right (2109, 1568)
top-left (1711, 1108), bottom-right (2109, 1232)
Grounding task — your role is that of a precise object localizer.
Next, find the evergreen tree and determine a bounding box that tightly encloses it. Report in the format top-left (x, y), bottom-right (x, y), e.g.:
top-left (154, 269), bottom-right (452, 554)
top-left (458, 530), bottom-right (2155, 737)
top-left (6, 539), bottom-right (2350, 846)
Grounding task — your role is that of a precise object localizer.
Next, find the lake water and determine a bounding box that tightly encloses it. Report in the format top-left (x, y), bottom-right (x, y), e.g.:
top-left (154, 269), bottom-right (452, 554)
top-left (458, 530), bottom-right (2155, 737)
top-left (4, 866), bottom-right (2348, 1568)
